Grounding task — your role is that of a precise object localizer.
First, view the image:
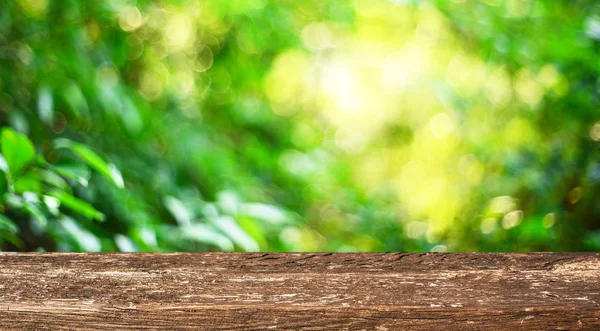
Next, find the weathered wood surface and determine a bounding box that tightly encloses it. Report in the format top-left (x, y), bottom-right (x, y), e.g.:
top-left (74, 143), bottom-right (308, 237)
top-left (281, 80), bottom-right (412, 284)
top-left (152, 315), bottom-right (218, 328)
top-left (0, 253), bottom-right (599, 330)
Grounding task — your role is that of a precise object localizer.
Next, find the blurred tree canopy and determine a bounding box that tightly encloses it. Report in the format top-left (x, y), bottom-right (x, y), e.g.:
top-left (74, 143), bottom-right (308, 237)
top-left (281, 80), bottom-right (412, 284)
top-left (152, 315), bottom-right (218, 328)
top-left (0, 0), bottom-right (599, 252)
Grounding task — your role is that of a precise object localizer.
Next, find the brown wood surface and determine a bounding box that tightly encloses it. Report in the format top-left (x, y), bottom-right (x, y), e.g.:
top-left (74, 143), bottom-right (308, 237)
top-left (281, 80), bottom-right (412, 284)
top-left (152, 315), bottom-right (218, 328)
top-left (0, 253), bottom-right (599, 330)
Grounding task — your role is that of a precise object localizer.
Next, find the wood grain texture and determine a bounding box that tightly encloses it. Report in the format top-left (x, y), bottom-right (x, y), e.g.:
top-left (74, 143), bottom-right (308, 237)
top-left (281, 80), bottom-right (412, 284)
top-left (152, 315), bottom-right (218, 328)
top-left (0, 253), bottom-right (599, 330)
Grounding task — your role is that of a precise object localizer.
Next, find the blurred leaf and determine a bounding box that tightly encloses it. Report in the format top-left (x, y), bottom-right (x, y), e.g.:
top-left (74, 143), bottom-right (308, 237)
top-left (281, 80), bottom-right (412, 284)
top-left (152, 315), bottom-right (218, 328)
top-left (217, 190), bottom-right (240, 215)
top-left (1, 127), bottom-right (35, 176)
top-left (13, 172), bottom-right (42, 194)
top-left (121, 97), bottom-right (143, 135)
top-left (133, 226), bottom-right (158, 247)
top-left (51, 161), bottom-right (91, 187)
top-left (202, 203), bottom-right (220, 219)
top-left (39, 169), bottom-right (70, 191)
top-left (43, 195), bottom-right (61, 216)
top-left (48, 189), bottom-right (105, 221)
top-left (180, 223), bottom-right (234, 251)
top-left (210, 216), bottom-right (259, 252)
top-left (53, 138), bottom-right (124, 188)
top-left (0, 231), bottom-right (23, 249)
top-left (0, 170), bottom-right (7, 197)
top-left (114, 234), bottom-right (137, 252)
top-left (0, 154), bottom-right (8, 173)
top-left (239, 203), bottom-right (291, 224)
top-left (61, 81), bottom-right (89, 119)
top-left (23, 200), bottom-right (47, 231)
top-left (237, 216), bottom-right (267, 249)
top-left (0, 214), bottom-right (18, 234)
top-left (8, 111), bottom-right (29, 135)
top-left (5, 193), bottom-right (24, 209)
top-left (164, 196), bottom-right (192, 227)
top-left (59, 216), bottom-right (102, 252)
top-left (37, 86), bottom-right (54, 125)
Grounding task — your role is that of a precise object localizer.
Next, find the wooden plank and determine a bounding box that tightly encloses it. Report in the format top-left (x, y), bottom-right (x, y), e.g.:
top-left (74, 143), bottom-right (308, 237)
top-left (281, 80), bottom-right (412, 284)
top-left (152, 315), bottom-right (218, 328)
top-left (0, 253), bottom-right (598, 330)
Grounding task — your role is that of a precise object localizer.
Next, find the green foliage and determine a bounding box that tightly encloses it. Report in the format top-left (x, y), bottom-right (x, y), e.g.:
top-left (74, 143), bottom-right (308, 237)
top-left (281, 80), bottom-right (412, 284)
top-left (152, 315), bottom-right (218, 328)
top-left (2, 128), bottom-right (35, 176)
top-left (54, 139), bottom-right (124, 189)
top-left (0, 0), bottom-right (599, 252)
top-left (0, 127), bottom-right (117, 249)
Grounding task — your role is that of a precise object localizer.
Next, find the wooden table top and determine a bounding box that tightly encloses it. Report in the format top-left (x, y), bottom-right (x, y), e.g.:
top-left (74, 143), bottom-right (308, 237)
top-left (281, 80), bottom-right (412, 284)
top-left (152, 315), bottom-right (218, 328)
top-left (0, 253), bottom-right (599, 330)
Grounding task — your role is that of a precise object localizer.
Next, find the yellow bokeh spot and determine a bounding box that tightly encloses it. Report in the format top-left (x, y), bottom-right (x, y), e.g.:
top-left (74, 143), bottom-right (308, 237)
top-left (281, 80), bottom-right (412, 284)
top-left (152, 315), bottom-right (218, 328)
top-left (483, 66), bottom-right (512, 107)
top-left (429, 113), bottom-right (455, 140)
top-left (96, 66), bottom-right (120, 89)
top-left (279, 226), bottom-right (328, 251)
top-left (335, 126), bottom-right (367, 154)
top-left (415, 6), bottom-right (449, 47)
top-left (480, 218), bottom-right (497, 234)
top-left (406, 221), bottom-right (428, 239)
top-left (192, 45), bottom-right (214, 72)
top-left (171, 71), bottom-right (195, 96)
top-left (590, 122), bottom-right (600, 141)
top-left (537, 64), bottom-right (559, 88)
top-left (119, 6), bottom-right (144, 32)
top-left (381, 48), bottom-right (426, 91)
top-left (85, 21), bottom-right (101, 44)
top-left (543, 213), bottom-right (556, 228)
top-left (458, 154), bottom-right (484, 185)
top-left (302, 22), bottom-right (334, 50)
top-left (568, 187), bottom-right (581, 205)
top-left (354, 0), bottom-right (391, 18)
top-left (18, 0), bottom-right (48, 18)
top-left (506, 0), bottom-right (532, 18)
top-left (163, 13), bottom-right (194, 50)
top-left (502, 210), bottom-right (523, 229)
top-left (504, 117), bottom-right (536, 147)
top-left (321, 62), bottom-right (363, 113)
top-left (515, 68), bottom-right (544, 107)
top-left (264, 50), bottom-right (309, 115)
top-left (138, 64), bottom-right (170, 100)
top-left (486, 196), bottom-right (516, 215)
top-left (446, 54), bottom-right (484, 96)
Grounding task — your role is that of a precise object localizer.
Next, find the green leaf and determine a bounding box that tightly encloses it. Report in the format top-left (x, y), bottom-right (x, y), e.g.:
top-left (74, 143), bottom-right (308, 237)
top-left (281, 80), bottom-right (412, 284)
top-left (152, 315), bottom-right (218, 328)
top-left (48, 189), bottom-right (105, 221)
top-left (53, 138), bottom-right (124, 188)
top-left (23, 200), bottom-right (47, 231)
top-left (114, 234), bottom-right (137, 252)
top-left (43, 195), bottom-right (61, 216)
top-left (0, 230), bottom-right (23, 250)
top-left (39, 169), bottom-right (70, 191)
top-left (0, 154), bottom-right (8, 172)
top-left (0, 214), bottom-right (18, 233)
top-left (179, 223), bottom-right (234, 251)
top-left (5, 193), bottom-right (23, 208)
top-left (51, 160), bottom-right (91, 187)
top-left (13, 172), bottom-right (42, 194)
top-left (239, 203), bottom-right (291, 225)
top-left (37, 86), bottom-right (54, 125)
top-left (61, 81), bottom-right (89, 119)
top-left (217, 190), bottom-right (240, 215)
top-left (163, 195), bottom-right (192, 227)
top-left (59, 216), bottom-right (101, 252)
top-left (0, 170), bottom-right (7, 197)
top-left (210, 216), bottom-right (259, 252)
top-left (1, 127), bottom-right (36, 176)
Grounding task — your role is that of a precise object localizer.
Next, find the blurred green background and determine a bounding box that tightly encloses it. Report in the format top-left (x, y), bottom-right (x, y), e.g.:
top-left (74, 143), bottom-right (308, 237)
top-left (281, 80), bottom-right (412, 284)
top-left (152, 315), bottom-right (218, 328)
top-left (1, 0), bottom-right (600, 252)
